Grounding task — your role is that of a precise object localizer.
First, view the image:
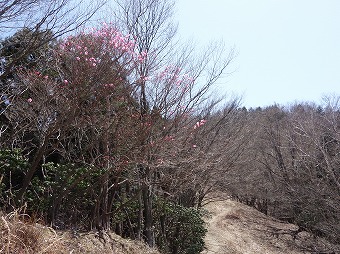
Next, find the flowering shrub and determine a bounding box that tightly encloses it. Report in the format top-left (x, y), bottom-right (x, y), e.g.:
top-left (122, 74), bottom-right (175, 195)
top-left (145, 65), bottom-right (196, 119)
top-left (57, 25), bottom-right (138, 93)
top-left (0, 19), bottom-right (220, 252)
top-left (193, 119), bottom-right (207, 129)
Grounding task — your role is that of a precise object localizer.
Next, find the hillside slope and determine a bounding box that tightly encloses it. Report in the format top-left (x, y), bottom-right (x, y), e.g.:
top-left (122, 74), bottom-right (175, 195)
top-left (2, 198), bottom-right (339, 254)
top-left (202, 198), bottom-right (340, 254)
top-left (0, 211), bottom-right (160, 254)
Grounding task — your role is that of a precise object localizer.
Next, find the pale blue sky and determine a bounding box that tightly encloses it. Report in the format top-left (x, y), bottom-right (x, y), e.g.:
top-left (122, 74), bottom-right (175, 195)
top-left (175, 0), bottom-right (340, 108)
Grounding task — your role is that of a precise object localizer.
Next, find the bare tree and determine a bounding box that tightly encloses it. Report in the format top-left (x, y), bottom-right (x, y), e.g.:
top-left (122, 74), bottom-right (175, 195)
top-left (231, 102), bottom-right (340, 244)
top-left (3, 23), bottom-right (138, 207)
top-left (109, 0), bottom-right (236, 246)
top-left (0, 0), bottom-right (105, 33)
top-left (0, 0), bottom-right (106, 79)
top-left (1, 1), bottom-right (239, 250)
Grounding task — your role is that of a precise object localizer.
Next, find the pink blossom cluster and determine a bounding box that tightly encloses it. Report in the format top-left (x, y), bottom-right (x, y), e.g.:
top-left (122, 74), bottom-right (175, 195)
top-left (93, 28), bottom-right (135, 54)
top-left (60, 25), bottom-right (135, 66)
top-left (86, 57), bottom-right (98, 67)
top-left (56, 24), bottom-right (151, 94)
top-left (59, 23), bottom-right (149, 78)
top-left (61, 40), bottom-right (100, 69)
top-left (137, 51), bottom-right (148, 62)
top-left (34, 71), bottom-right (42, 76)
top-left (155, 65), bottom-right (194, 92)
top-left (164, 135), bottom-right (175, 142)
top-left (101, 83), bottom-right (115, 88)
top-left (193, 119), bottom-right (207, 130)
top-left (139, 75), bottom-right (150, 82)
top-left (141, 122), bottom-right (152, 128)
top-left (157, 65), bottom-right (180, 80)
top-left (88, 24), bottom-right (148, 63)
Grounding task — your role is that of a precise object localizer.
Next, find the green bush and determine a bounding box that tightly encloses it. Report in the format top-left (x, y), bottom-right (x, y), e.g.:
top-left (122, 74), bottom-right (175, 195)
top-left (26, 162), bottom-right (102, 226)
top-left (0, 149), bottom-right (100, 225)
top-left (110, 196), bottom-right (208, 254)
top-left (154, 199), bottom-right (207, 254)
top-left (0, 149), bottom-right (29, 207)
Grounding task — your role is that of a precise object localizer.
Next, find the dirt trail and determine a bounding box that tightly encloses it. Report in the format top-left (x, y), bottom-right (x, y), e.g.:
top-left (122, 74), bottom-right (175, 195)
top-left (202, 198), bottom-right (339, 254)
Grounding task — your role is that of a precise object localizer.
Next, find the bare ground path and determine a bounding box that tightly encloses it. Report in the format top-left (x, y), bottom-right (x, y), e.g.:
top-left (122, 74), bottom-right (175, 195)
top-left (201, 197), bottom-right (340, 254)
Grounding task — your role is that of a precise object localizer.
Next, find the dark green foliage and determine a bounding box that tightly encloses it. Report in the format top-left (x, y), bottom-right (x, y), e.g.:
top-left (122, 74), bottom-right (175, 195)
top-left (0, 149), bottom-right (29, 208)
top-left (0, 148), bottom-right (208, 252)
top-left (25, 162), bottom-right (106, 227)
top-left (0, 28), bottom-right (54, 74)
top-left (110, 196), bottom-right (208, 254)
top-left (0, 24), bottom-right (213, 252)
top-left (0, 149), bottom-right (101, 227)
top-left (154, 199), bottom-right (207, 254)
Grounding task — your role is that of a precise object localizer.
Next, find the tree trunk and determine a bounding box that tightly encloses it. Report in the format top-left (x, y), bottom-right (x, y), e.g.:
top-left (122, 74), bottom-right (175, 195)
top-left (136, 188), bottom-right (143, 241)
top-left (15, 142), bottom-right (48, 206)
top-left (101, 172), bottom-right (110, 230)
top-left (142, 174), bottom-right (154, 247)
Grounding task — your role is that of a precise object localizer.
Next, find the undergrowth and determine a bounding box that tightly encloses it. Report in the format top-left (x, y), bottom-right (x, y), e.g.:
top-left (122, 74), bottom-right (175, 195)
top-left (0, 209), bottom-right (65, 254)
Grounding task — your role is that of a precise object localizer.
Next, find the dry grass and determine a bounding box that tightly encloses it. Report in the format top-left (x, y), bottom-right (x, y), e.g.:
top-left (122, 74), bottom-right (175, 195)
top-left (0, 210), bottom-right (66, 254)
top-left (0, 210), bottom-right (160, 254)
top-left (4, 195), bottom-right (339, 254)
top-left (60, 231), bottom-right (160, 254)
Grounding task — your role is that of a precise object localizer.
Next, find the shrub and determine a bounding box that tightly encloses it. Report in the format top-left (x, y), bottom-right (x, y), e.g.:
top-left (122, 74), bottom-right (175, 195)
top-left (0, 149), bottom-right (29, 208)
top-left (154, 199), bottom-right (207, 254)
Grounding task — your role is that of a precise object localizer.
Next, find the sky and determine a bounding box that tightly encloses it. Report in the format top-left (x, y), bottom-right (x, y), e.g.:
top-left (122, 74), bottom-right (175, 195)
top-left (175, 0), bottom-right (340, 108)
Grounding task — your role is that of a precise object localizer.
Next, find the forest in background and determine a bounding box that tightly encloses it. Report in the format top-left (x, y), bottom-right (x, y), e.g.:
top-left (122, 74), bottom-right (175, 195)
top-left (0, 0), bottom-right (339, 253)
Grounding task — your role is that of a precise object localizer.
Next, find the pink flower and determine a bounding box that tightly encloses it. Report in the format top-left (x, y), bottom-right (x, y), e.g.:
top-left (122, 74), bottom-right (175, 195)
top-left (76, 56), bottom-right (80, 61)
top-left (92, 63), bottom-right (96, 67)
top-left (140, 76), bottom-right (149, 82)
top-left (63, 79), bottom-right (69, 84)
top-left (164, 135), bottom-right (174, 142)
top-left (102, 83), bottom-right (115, 88)
top-left (27, 98), bottom-right (32, 103)
top-left (192, 145), bottom-right (197, 148)
top-left (193, 119), bottom-right (207, 129)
